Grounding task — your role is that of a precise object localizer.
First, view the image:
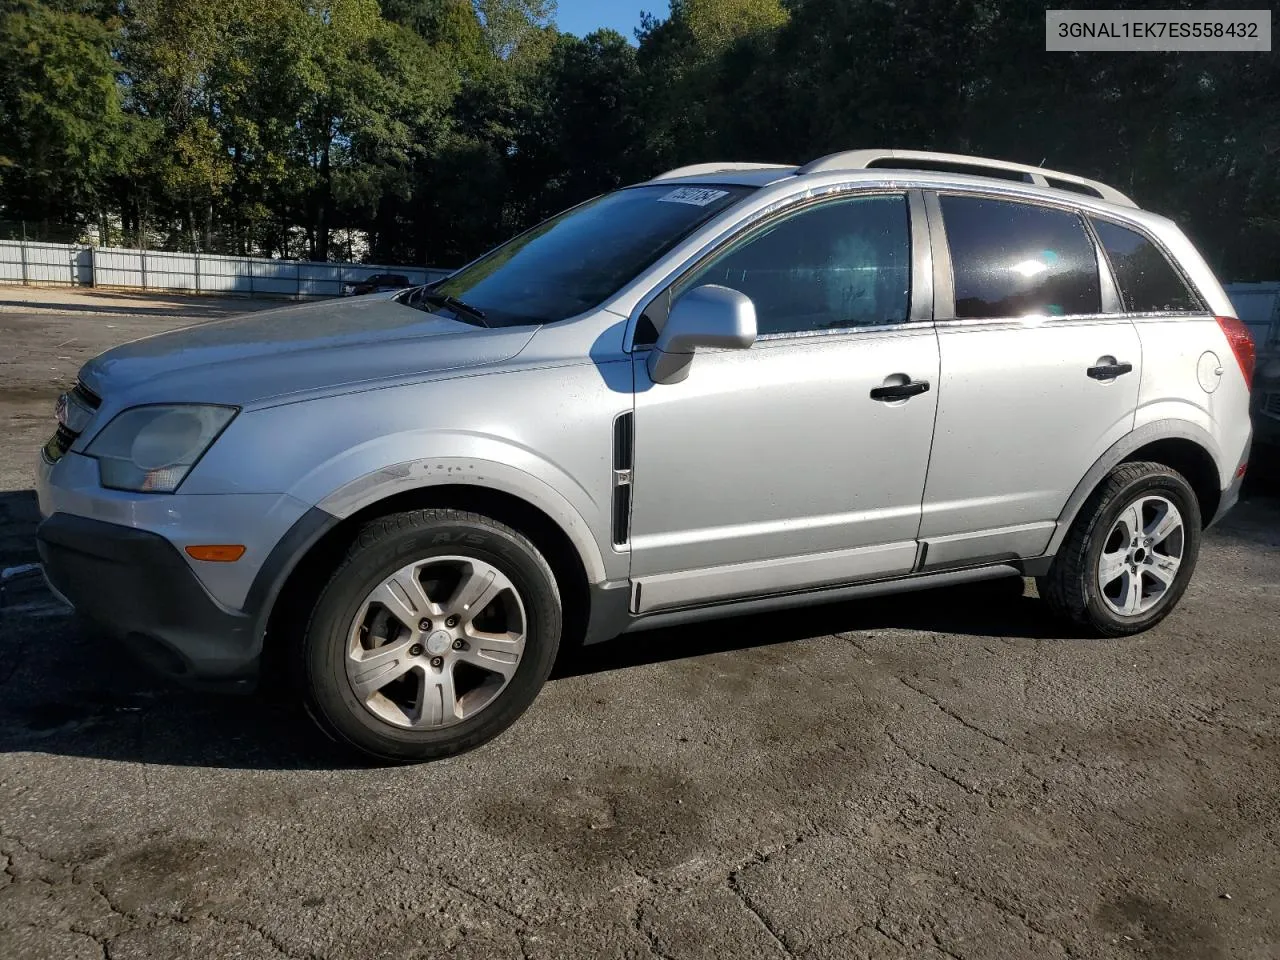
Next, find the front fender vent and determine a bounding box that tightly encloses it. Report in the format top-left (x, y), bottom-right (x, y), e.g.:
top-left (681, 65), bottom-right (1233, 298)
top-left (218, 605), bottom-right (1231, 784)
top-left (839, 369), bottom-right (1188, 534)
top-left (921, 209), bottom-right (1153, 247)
top-left (612, 412), bottom-right (633, 547)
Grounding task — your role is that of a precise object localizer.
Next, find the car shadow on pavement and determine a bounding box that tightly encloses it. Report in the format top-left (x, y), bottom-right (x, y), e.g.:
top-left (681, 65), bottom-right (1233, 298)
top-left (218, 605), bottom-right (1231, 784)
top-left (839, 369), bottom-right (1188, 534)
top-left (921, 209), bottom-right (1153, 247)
top-left (0, 563), bottom-right (1070, 773)
top-left (4, 465), bottom-right (1275, 772)
top-left (552, 575), bottom-right (1072, 681)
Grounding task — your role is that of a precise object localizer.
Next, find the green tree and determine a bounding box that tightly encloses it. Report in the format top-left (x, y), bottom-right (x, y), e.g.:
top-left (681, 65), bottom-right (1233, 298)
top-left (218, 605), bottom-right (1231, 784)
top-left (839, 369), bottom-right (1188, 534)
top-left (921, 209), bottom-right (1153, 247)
top-left (0, 0), bottom-right (154, 237)
top-left (1, 0), bottom-right (1274, 282)
top-left (682, 0), bottom-right (787, 52)
top-left (386, 0), bottom-right (560, 264)
top-left (124, 0), bottom-right (288, 249)
top-left (509, 29), bottom-right (643, 223)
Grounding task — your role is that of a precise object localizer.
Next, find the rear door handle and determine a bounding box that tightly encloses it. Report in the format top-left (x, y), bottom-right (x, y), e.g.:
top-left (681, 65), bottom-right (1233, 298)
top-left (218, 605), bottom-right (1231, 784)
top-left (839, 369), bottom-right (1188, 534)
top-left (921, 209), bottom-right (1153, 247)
top-left (870, 380), bottom-right (930, 401)
top-left (1087, 362), bottom-right (1133, 380)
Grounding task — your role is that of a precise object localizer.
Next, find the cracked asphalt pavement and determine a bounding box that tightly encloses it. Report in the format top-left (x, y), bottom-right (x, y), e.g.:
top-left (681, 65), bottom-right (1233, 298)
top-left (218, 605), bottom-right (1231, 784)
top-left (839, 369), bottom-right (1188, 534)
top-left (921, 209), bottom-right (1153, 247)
top-left (2, 294), bottom-right (1279, 959)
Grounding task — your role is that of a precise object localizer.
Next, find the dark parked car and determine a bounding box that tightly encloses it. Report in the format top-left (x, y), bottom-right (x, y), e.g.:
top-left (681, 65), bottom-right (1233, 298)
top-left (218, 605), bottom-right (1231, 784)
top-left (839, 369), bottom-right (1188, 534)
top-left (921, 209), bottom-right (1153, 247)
top-left (346, 273), bottom-right (411, 296)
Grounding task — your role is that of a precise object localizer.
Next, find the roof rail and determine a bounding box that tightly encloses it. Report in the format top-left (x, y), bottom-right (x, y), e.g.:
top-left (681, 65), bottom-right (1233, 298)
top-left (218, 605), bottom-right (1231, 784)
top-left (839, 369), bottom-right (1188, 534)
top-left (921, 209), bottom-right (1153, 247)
top-left (650, 162), bottom-right (794, 182)
top-left (796, 149), bottom-right (1137, 208)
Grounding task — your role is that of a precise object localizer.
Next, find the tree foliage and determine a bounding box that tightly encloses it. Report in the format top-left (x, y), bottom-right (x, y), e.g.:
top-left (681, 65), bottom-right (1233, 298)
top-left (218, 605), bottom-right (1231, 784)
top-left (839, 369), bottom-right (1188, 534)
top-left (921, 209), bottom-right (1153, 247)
top-left (0, 0), bottom-right (154, 230)
top-left (0, 0), bottom-right (1275, 280)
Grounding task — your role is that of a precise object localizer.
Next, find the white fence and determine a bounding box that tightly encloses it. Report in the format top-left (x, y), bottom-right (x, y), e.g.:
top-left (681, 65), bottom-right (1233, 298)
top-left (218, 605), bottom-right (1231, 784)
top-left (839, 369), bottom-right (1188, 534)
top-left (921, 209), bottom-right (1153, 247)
top-left (0, 239), bottom-right (450, 298)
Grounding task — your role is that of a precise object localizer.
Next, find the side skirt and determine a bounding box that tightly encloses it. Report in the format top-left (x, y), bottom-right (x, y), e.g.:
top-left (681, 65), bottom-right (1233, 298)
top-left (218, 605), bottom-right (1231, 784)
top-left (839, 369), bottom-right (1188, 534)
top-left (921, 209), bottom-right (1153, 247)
top-left (582, 562), bottom-right (1033, 645)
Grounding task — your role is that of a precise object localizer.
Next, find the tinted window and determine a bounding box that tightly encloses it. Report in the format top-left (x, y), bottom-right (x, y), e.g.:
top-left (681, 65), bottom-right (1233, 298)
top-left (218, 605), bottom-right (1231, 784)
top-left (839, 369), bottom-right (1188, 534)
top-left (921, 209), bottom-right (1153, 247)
top-left (424, 184), bottom-right (751, 327)
top-left (941, 196), bottom-right (1101, 319)
top-left (677, 195), bottom-right (911, 336)
top-left (1090, 218), bottom-right (1199, 313)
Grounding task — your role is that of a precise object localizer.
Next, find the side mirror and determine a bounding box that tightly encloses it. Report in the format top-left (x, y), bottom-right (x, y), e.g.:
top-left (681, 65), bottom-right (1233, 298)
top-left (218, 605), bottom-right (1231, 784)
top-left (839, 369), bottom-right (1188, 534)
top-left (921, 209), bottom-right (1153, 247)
top-left (646, 284), bottom-right (757, 384)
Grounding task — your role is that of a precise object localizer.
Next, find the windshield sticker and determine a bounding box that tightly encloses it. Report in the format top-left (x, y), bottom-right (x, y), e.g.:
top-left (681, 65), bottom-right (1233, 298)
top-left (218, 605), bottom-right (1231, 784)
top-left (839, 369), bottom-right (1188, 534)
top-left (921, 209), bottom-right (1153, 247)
top-left (658, 187), bottom-right (731, 207)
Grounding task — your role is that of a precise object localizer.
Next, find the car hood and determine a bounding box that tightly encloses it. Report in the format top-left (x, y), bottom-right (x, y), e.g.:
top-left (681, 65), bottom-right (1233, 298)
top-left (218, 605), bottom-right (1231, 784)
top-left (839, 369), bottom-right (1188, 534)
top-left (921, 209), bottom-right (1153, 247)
top-left (78, 295), bottom-right (539, 407)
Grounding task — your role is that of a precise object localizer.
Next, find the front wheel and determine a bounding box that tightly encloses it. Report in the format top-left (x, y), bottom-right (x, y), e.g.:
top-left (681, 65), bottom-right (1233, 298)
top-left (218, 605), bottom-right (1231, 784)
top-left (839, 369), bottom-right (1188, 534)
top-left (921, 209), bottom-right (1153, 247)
top-left (1038, 461), bottom-right (1202, 637)
top-left (301, 509), bottom-right (562, 763)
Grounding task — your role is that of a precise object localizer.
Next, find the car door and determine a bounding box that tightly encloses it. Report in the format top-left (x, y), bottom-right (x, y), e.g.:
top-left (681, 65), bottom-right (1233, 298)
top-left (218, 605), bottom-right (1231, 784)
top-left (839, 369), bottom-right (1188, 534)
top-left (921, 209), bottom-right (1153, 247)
top-left (916, 192), bottom-right (1142, 569)
top-left (626, 191), bottom-right (941, 614)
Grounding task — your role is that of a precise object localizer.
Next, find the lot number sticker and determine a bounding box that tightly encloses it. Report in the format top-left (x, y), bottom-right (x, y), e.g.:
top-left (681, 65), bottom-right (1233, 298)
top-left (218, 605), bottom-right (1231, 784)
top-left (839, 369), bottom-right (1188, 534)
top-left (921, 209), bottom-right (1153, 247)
top-left (658, 187), bottom-right (730, 206)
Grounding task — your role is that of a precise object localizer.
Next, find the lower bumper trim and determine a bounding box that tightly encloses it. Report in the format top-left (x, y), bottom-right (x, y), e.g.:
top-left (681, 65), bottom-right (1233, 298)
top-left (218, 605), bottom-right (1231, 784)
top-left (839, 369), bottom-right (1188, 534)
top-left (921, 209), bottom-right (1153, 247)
top-left (37, 513), bottom-right (259, 687)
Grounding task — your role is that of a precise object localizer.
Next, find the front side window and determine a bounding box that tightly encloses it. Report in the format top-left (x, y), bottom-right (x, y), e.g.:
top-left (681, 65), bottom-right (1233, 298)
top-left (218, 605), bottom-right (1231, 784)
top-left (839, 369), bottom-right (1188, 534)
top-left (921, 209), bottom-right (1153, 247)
top-left (1090, 218), bottom-right (1199, 313)
top-left (940, 196), bottom-right (1101, 319)
top-left (420, 184), bottom-right (752, 327)
top-left (676, 194), bottom-right (912, 336)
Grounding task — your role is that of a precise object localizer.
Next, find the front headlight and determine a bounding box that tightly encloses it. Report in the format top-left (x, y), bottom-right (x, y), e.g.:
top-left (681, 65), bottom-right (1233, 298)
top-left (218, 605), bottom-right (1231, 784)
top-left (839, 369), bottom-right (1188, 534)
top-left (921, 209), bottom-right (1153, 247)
top-left (85, 404), bottom-right (237, 493)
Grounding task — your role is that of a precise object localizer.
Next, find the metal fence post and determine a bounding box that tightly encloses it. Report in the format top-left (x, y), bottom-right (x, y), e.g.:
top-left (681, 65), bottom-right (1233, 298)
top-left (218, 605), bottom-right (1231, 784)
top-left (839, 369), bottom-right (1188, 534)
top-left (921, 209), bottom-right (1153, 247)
top-left (140, 249), bottom-right (148, 291)
top-left (89, 246), bottom-right (96, 288)
top-left (248, 258), bottom-right (254, 297)
top-left (19, 241), bottom-right (28, 286)
top-left (194, 251), bottom-right (201, 294)
top-left (296, 261), bottom-right (302, 299)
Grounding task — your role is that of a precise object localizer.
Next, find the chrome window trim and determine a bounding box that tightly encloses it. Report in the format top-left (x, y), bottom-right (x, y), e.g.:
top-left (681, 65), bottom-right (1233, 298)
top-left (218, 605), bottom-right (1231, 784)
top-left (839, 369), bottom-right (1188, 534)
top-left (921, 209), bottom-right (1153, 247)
top-left (752, 321), bottom-right (938, 344)
top-left (1123, 311), bottom-right (1217, 322)
top-left (932, 313), bottom-right (1139, 330)
top-left (933, 186), bottom-right (1098, 216)
top-left (933, 311), bottom-right (1218, 330)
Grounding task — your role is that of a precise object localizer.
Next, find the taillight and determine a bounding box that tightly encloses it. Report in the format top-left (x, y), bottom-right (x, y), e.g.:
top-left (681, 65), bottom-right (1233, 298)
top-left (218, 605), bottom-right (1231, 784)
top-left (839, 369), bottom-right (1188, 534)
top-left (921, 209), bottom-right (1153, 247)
top-left (1215, 316), bottom-right (1255, 390)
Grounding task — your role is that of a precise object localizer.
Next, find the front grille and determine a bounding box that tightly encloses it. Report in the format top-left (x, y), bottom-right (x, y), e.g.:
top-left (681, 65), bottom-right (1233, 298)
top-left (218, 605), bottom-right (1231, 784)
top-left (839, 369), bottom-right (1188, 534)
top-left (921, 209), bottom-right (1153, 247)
top-left (1265, 392), bottom-right (1280, 417)
top-left (72, 381), bottom-right (102, 410)
top-left (43, 381), bottom-right (102, 463)
top-left (43, 424), bottom-right (76, 463)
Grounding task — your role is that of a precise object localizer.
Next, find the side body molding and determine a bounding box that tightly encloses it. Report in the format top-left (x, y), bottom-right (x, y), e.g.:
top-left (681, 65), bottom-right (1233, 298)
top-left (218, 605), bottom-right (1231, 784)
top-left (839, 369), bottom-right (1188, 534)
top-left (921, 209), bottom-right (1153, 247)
top-left (1045, 418), bottom-right (1227, 556)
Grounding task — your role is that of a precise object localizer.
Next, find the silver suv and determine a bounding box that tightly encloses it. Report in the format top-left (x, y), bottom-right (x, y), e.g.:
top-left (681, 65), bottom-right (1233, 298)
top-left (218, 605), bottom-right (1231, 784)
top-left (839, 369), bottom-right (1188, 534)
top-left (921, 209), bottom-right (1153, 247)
top-left (36, 149), bottom-right (1255, 762)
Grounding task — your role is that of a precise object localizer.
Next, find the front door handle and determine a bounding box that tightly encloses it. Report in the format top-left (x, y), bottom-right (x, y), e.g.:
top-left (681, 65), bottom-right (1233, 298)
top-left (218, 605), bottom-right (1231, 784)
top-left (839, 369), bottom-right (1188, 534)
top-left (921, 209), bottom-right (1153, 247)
top-left (1087, 361), bottom-right (1134, 380)
top-left (870, 379), bottom-right (930, 401)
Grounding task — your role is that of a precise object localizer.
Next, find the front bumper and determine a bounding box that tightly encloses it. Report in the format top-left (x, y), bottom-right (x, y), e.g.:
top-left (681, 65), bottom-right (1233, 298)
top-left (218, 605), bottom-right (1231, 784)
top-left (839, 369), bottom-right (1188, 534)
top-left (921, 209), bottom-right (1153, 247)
top-left (38, 513), bottom-right (260, 690)
top-left (35, 446), bottom-right (341, 690)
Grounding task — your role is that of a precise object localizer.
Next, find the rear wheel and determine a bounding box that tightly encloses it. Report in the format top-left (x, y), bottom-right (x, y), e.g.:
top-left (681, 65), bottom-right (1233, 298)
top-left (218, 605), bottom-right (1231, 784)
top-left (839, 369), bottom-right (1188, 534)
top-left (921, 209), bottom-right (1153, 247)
top-left (302, 509), bottom-right (561, 763)
top-left (1038, 461), bottom-right (1202, 636)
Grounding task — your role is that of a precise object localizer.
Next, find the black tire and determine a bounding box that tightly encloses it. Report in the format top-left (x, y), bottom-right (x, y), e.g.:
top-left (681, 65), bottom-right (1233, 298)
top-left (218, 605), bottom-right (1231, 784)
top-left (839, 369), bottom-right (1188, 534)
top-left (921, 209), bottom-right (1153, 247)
top-left (1038, 461), bottom-right (1202, 637)
top-left (301, 509), bottom-right (561, 763)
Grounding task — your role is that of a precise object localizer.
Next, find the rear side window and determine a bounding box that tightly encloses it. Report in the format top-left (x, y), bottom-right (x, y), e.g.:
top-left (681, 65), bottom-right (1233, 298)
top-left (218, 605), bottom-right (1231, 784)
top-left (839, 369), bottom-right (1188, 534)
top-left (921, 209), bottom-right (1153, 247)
top-left (940, 196), bottom-right (1101, 319)
top-left (1089, 218), bottom-right (1199, 313)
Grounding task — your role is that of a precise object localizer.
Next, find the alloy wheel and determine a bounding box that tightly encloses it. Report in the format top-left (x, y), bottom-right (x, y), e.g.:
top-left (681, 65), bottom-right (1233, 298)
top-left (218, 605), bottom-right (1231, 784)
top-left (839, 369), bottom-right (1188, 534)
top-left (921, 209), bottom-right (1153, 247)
top-left (344, 556), bottom-right (526, 729)
top-left (1097, 495), bottom-right (1185, 617)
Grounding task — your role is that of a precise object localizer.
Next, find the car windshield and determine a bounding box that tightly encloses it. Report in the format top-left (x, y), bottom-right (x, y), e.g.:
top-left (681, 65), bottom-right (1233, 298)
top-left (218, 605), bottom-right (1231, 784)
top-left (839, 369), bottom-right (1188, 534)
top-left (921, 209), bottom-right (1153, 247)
top-left (416, 184), bottom-right (753, 327)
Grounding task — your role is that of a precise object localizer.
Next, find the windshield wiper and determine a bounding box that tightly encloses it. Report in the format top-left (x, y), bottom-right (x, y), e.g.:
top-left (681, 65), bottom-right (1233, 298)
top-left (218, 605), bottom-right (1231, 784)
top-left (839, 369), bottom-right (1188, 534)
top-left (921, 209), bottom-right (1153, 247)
top-left (414, 289), bottom-right (489, 327)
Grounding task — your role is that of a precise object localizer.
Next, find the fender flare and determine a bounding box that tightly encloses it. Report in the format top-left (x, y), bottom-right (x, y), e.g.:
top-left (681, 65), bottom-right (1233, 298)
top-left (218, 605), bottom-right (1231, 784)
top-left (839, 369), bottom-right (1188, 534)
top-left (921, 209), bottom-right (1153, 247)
top-left (315, 456), bottom-right (609, 584)
top-left (241, 457), bottom-right (612, 657)
top-left (1045, 419), bottom-right (1223, 556)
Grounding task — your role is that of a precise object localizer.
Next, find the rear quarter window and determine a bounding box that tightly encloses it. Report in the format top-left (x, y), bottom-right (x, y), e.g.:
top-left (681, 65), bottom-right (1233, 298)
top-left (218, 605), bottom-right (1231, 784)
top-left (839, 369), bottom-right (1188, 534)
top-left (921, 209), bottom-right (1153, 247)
top-left (1089, 218), bottom-right (1200, 313)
